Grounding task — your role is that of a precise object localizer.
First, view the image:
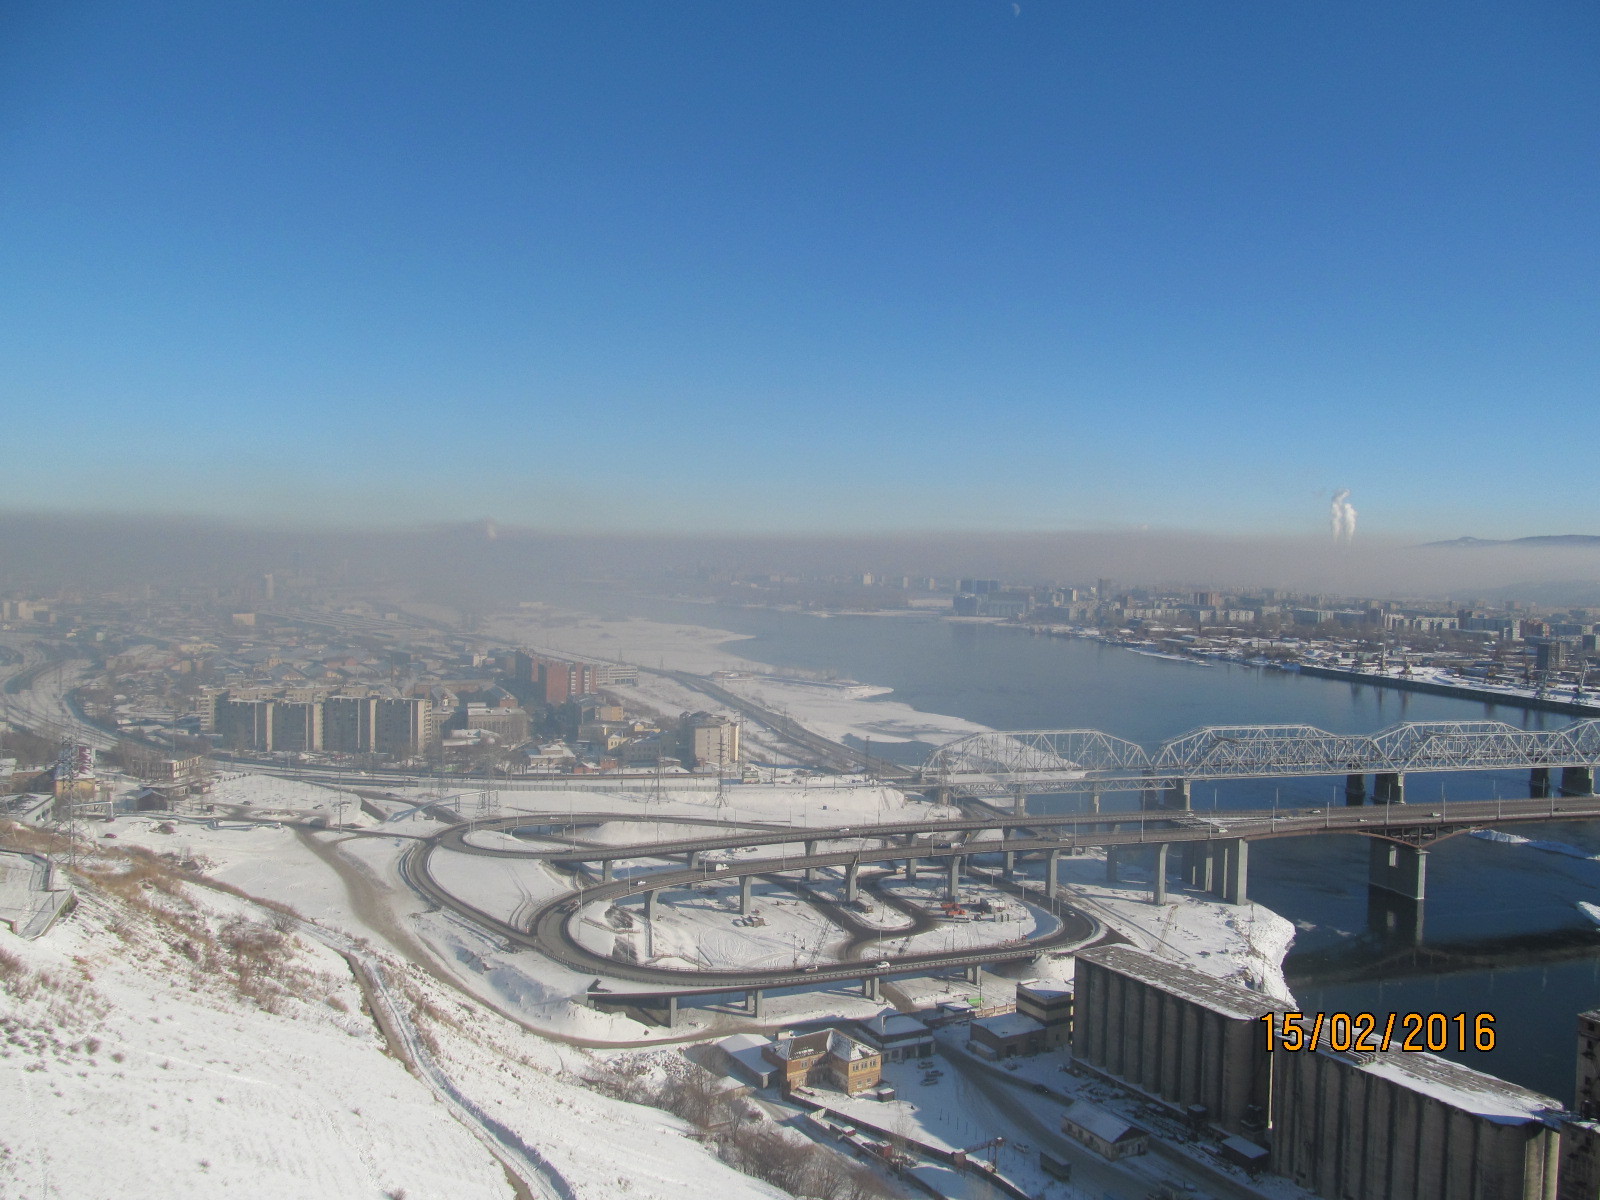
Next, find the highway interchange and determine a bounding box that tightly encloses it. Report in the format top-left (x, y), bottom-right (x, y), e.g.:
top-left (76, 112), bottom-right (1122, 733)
top-left (406, 792), bottom-right (1600, 996)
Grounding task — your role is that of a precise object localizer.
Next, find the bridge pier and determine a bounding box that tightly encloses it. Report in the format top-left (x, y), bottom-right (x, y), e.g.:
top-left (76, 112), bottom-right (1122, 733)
top-left (904, 857), bottom-right (918, 881)
top-left (804, 840), bottom-right (818, 881)
top-left (1163, 778), bottom-right (1191, 810)
top-left (1183, 842), bottom-right (1213, 892)
top-left (966, 963), bottom-right (983, 986)
top-left (1374, 772), bottom-right (1406, 805)
top-left (1345, 773), bottom-right (1367, 806)
top-left (863, 974), bottom-right (882, 1001)
top-left (665, 995), bottom-right (679, 1028)
top-left (749, 988), bottom-right (765, 1018)
top-left (602, 859), bottom-right (614, 883)
top-left (740, 874), bottom-right (754, 915)
top-left (1105, 846), bottom-right (1121, 884)
top-left (845, 861), bottom-right (861, 902)
top-left (1011, 785), bottom-right (1028, 816)
top-left (945, 855), bottom-right (963, 902)
top-left (1218, 839), bottom-right (1248, 905)
top-left (1047, 847), bottom-right (1061, 894)
top-left (1531, 768), bottom-right (1551, 799)
top-left (1152, 843), bottom-right (1169, 904)
top-left (1563, 766), bottom-right (1595, 797)
top-left (1086, 788), bottom-right (1101, 815)
top-left (1369, 839), bottom-right (1428, 900)
top-left (1003, 849), bottom-right (1016, 877)
top-left (646, 889), bottom-right (660, 923)
top-left (1368, 839), bottom-right (1427, 946)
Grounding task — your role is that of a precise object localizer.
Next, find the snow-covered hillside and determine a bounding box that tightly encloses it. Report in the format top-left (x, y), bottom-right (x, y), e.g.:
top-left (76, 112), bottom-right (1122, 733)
top-left (0, 827), bottom-right (794, 1200)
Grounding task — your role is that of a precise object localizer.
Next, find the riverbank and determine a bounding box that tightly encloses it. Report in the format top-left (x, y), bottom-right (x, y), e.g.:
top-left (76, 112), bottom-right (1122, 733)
top-left (481, 601), bottom-right (1304, 1004)
top-left (1294, 661), bottom-right (1600, 717)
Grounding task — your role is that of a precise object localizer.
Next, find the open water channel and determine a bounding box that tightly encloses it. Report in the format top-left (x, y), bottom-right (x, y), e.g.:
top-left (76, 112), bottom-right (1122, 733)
top-left (550, 590), bottom-right (1600, 1101)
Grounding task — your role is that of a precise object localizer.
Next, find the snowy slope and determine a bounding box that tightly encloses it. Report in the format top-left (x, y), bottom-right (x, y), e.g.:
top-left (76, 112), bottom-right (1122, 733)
top-left (0, 836), bottom-right (796, 1200)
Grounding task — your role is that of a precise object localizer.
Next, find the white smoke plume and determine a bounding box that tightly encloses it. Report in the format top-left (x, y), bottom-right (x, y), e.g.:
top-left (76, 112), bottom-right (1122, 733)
top-left (1330, 489), bottom-right (1357, 543)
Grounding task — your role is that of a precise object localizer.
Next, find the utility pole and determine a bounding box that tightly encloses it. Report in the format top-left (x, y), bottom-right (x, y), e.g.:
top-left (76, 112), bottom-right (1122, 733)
top-left (55, 739), bottom-right (83, 872)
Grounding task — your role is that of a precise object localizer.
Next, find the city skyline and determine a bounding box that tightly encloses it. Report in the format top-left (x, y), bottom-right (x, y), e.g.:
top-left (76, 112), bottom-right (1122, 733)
top-left (4, 3), bottom-right (1597, 538)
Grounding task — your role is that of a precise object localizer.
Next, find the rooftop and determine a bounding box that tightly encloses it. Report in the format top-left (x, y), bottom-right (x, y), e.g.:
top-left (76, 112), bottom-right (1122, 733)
top-left (868, 1013), bottom-right (932, 1040)
top-left (1062, 1102), bottom-right (1146, 1145)
top-left (971, 1012), bottom-right (1046, 1040)
top-left (1343, 1048), bottom-right (1561, 1126)
top-left (1078, 945), bottom-right (1277, 1022)
top-left (1017, 981), bottom-right (1073, 1002)
top-left (827, 1030), bottom-right (877, 1062)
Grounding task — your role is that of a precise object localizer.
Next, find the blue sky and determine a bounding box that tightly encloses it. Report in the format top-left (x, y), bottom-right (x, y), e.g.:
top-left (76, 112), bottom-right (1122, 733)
top-left (2, 2), bottom-right (1595, 537)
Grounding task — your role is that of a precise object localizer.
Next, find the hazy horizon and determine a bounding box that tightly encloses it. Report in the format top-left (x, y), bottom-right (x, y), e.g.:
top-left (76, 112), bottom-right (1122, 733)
top-left (3, 510), bottom-right (1598, 605)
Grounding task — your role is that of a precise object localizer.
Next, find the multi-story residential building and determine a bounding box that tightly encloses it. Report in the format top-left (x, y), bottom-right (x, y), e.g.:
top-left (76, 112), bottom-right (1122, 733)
top-left (215, 697), bottom-right (276, 751)
top-left (270, 700), bottom-right (322, 752)
top-left (323, 696), bottom-right (377, 754)
top-left (375, 696), bottom-right (431, 757)
top-left (685, 713), bottom-right (740, 770)
top-left (211, 692), bottom-right (430, 758)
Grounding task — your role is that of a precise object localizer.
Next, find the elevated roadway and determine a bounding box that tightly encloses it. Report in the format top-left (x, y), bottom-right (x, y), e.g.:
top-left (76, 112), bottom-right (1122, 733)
top-left (410, 792), bottom-right (1600, 1002)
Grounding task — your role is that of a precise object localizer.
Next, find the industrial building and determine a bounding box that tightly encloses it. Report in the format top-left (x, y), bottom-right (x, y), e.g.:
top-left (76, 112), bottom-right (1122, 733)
top-left (968, 1012), bottom-right (1049, 1060)
top-left (856, 1012), bottom-right (935, 1063)
top-left (1072, 945), bottom-right (1274, 1136)
top-left (1015, 980), bottom-right (1073, 1050)
top-left (1271, 1038), bottom-right (1562, 1200)
top-left (1074, 946), bottom-right (1574, 1199)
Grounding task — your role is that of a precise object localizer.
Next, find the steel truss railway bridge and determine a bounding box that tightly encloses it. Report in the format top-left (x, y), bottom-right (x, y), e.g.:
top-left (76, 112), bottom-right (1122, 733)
top-left (918, 718), bottom-right (1600, 810)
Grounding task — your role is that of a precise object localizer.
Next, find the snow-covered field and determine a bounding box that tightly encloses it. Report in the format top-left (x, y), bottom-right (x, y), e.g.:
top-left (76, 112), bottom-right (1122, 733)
top-left (482, 603), bottom-right (995, 752)
top-left (483, 606), bottom-right (758, 674)
top-left (588, 881), bottom-right (847, 971)
top-left (706, 671), bottom-right (990, 748)
top-left (1050, 846), bottom-right (1297, 1002)
top-left (393, 776), bottom-right (950, 831)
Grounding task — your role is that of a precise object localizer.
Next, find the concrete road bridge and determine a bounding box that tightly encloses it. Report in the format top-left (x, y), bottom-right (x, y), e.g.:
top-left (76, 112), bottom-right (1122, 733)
top-left (918, 719), bottom-right (1600, 810)
top-left (411, 787), bottom-right (1600, 1021)
top-left (406, 816), bottom-right (1105, 1025)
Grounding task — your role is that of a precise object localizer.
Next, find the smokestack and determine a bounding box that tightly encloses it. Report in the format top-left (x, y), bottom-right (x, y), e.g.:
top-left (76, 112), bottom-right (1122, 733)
top-left (1330, 489), bottom-right (1357, 544)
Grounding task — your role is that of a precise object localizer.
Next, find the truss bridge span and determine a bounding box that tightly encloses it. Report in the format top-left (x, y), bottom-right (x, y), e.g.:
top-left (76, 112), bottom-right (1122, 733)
top-left (919, 719), bottom-right (1600, 802)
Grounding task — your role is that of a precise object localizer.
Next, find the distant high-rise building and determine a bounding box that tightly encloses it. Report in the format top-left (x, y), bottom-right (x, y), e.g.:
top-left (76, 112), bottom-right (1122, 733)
top-left (270, 700), bottom-right (322, 752)
top-left (375, 697), bottom-right (431, 757)
top-left (538, 659), bottom-right (596, 705)
top-left (215, 698), bottom-right (275, 751)
top-left (323, 696), bottom-right (378, 754)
